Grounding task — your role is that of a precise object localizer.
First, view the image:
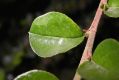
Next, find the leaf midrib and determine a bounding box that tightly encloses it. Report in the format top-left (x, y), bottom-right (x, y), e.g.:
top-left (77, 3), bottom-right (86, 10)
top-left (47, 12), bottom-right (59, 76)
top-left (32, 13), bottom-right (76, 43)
top-left (29, 32), bottom-right (83, 38)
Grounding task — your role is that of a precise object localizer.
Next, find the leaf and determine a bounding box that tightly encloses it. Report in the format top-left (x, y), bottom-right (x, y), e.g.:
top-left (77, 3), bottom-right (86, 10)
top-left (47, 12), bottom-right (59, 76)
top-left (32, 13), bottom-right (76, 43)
top-left (77, 39), bottom-right (119, 80)
top-left (78, 61), bottom-right (108, 80)
top-left (29, 12), bottom-right (84, 57)
top-left (78, 61), bottom-right (119, 80)
top-left (93, 39), bottom-right (119, 72)
top-left (104, 0), bottom-right (119, 18)
top-left (14, 70), bottom-right (59, 80)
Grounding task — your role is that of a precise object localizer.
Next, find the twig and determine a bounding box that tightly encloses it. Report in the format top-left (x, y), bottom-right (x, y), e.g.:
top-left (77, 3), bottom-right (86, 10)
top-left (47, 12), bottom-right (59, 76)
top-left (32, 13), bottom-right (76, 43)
top-left (80, 0), bottom-right (107, 64)
top-left (73, 0), bottom-right (107, 80)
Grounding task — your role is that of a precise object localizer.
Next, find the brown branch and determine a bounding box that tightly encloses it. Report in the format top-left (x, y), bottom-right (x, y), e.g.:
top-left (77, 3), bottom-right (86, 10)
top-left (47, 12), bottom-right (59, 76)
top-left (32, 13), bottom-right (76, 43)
top-left (73, 0), bottom-right (107, 80)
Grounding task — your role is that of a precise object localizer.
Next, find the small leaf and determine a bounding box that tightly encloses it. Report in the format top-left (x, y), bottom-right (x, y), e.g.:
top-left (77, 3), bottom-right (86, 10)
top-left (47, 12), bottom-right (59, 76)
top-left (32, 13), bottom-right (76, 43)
top-left (29, 12), bottom-right (84, 57)
top-left (104, 0), bottom-right (119, 18)
top-left (77, 39), bottom-right (119, 80)
top-left (14, 70), bottom-right (59, 80)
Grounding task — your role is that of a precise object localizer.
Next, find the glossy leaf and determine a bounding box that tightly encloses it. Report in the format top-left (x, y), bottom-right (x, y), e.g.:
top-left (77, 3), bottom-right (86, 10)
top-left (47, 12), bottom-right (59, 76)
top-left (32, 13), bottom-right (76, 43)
top-left (14, 70), bottom-right (59, 80)
top-left (104, 0), bottom-right (119, 18)
top-left (29, 12), bottom-right (84, 57)
top-left (78, 39), bottom-right (119, 80)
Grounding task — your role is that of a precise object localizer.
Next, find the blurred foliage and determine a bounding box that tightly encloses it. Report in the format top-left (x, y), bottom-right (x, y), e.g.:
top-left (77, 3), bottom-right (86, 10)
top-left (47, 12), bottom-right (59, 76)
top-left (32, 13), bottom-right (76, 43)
top-left (0, 0), bottom-right (119, 80)
top-left (0, 69), bottom-right (5, 80)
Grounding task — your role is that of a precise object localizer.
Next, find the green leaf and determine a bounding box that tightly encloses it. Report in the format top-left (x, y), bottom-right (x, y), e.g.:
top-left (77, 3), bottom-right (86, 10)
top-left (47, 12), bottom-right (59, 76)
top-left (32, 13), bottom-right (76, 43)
top-left (78, 61), bottom-right (119, 80)
top-left (104, 0), bottom-right (119, 18)
top-left (93, 39), bottom-right (119, 72)
top-left (14, 70), bottom-right (59, 80)
top-left (78, 61), bottom-right (108, 80)
top-left (77, 39), bottom-right (119, 80)
top-left (29, 12), bottom-right (84, 57)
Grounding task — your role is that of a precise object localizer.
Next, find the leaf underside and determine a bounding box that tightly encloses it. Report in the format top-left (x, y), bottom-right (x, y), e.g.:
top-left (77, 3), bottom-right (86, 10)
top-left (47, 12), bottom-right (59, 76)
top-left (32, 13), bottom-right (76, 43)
top-left (104, 7), bottom-right (119, 18)
top-left (104, 0), bottom-right (119, 18)
top-left (29, 33), bottom-right (84, 57)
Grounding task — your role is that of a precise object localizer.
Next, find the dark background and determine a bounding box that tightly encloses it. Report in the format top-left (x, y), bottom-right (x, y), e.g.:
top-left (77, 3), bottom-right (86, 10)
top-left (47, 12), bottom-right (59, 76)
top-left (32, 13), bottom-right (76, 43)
top-left (0, 0), bottom-right (119, 80)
